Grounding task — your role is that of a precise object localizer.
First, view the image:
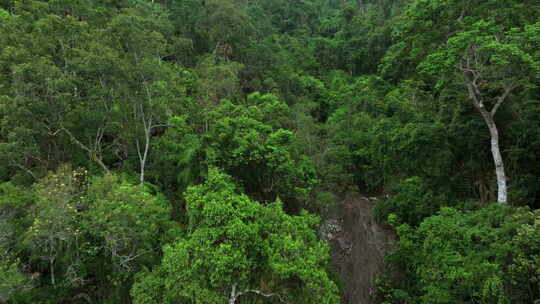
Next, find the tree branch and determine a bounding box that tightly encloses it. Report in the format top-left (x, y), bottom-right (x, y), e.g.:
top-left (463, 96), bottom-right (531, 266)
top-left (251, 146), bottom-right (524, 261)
top-left (491, 82), bottom-right (518, 116)
top-left (61, 126), bottom-right (91, 153)
top-left (237, 289), bottom-right (287, 303)
top-left (229, 283), bottom-right (287, 304)
top-left (464, 72), bottom-right (482, 108)
top-left (61, 126), bottom-right (110, 173)
top-left (14, 163), bottom-right (37, 180)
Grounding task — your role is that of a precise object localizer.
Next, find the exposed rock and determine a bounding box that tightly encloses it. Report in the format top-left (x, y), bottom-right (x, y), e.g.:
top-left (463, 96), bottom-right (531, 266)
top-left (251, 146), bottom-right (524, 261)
top-left (326, 192), bottom-right (395, 304)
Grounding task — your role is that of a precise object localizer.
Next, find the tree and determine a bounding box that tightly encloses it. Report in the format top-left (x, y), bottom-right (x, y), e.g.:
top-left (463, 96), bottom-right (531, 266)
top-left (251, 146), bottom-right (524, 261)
top-left (131, 169), bottom-right (339, 304)
top-left (0, 182), bottom-right (33, 302)
top-left (103, 3), bottom-right (188, 185)
top-left (0, 182), bottom-right (34, 244)
top-left (380, 0), bottom-right (540, 82)
top-left (195, 55), bottom-right (244, 104)
top-left (377, 205), bottom-right (540, 304)
top-left (199, 0), bottom-right (255, 60)
top-left (23, 165), bottom-right (86, 288)
top-left (151, 93), bottom-right (317, 210)
top-left (83, 174), bottom-right (173, 274)
top-left (508, 214), bottom-right (540, 302)
top-left (0, 248), bottom-right (30, 303)
top-left (420, 20), bottom-right (540, 203)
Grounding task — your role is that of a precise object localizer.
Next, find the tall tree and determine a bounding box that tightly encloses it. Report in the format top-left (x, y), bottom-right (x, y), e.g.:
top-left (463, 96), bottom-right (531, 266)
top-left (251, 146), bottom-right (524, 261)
top-left (421, 21), bottom-right (540, 203)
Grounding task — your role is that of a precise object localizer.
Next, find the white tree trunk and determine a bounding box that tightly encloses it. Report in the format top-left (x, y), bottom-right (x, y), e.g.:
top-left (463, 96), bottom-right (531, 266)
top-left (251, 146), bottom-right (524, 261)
top-left (50, 256), bottom-right (56, 288)
top-left (229, 284), bottom-right (238, 304)
top-left (464, 72), bottom-right (513, 204)
top-left (136, 128), bottom-right (150, 186)
top-left (136, 112), bottom-right (152, 185)
top-left (476, 106), bottom-right (508, 203)
top-left (486, 118), bottom-right (507, 203)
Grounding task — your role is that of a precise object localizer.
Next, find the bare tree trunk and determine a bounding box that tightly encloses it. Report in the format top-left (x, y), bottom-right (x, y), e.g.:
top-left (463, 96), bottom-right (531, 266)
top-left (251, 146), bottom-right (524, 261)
top-left (490, 123), bottom-right (507, 203)
top-left (136, 115), bottom-right (151, 185)
top-left (136, 135), bottom-right (148, 186)
top-left (477, 108), bottom-right (507, 203)
top-left (229, 284), bottom-right (238, 304)
top-left (138, 79), bottom-right (154, 186)
top-left (50, 256), bottom-right (56, 288)
top-left (465, 74), bottom-right (511, 204)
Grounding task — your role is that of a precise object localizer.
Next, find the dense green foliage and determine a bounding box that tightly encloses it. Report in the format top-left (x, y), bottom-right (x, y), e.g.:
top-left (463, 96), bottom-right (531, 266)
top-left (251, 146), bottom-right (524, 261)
top-left (378, 205), bottom-right (540, 303)
top-left (1, 0), bottom-right (539, 303)
top-left (132, 169), bottom-right (338, 304)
